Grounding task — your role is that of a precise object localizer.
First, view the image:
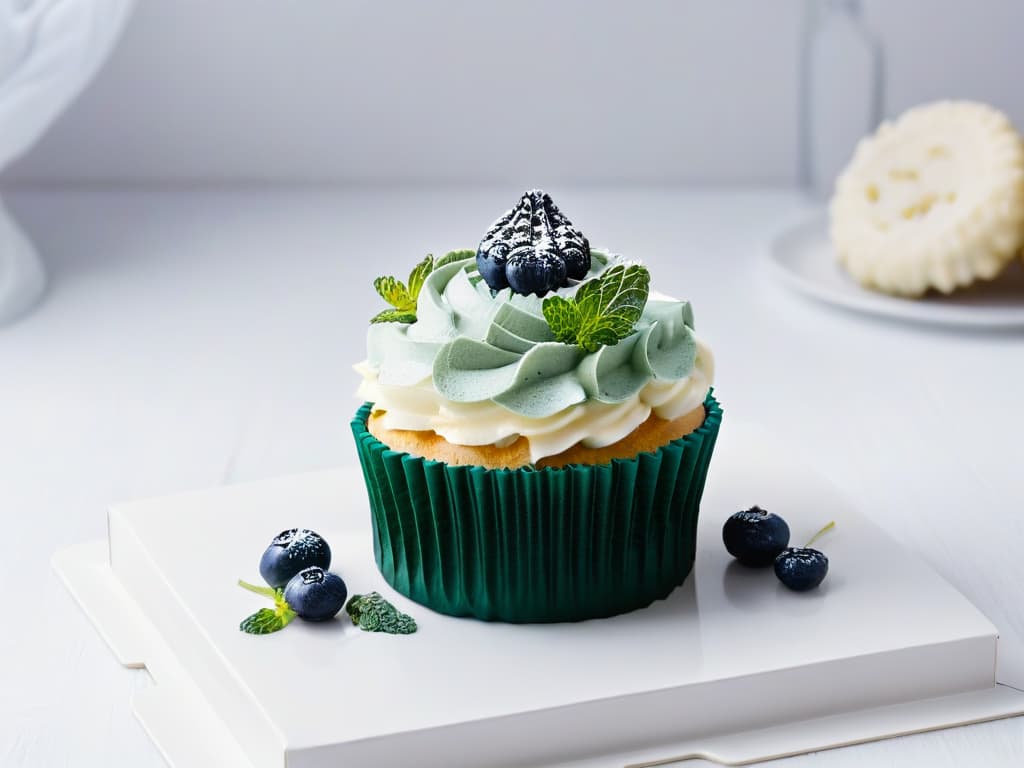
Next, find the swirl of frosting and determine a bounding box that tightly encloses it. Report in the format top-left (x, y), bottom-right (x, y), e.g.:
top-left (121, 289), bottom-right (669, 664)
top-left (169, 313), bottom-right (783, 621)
top-left (357, 251), bottom-right (714, 461)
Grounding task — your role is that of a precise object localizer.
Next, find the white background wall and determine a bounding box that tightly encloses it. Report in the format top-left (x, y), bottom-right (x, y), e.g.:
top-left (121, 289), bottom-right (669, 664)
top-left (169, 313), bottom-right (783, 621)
top-left (8, 0), bottom-right (1024, 186)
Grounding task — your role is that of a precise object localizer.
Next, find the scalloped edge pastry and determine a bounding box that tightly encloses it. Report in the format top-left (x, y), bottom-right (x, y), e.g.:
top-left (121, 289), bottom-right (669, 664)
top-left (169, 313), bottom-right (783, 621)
top-left (830, 100), bottom-right (1024, 296)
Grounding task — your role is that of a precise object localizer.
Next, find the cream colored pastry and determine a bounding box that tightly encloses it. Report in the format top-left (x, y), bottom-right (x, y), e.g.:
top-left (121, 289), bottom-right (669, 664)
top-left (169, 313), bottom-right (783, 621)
top-left (830, 100), bottom-right (1024, 296)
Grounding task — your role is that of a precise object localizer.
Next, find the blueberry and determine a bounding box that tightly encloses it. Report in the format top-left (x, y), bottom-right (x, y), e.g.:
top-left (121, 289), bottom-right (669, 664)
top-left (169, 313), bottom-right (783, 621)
top-left (774, 547), bottom-right (829, 591)
top-left (722, 506), bottom-right (790, 567)
top-left (560, 244), bottom-right (591, 280)
top-left (476, 190), bottom-right (589, 295)
top-left (476, 242), bottom-right (510, 290)
top-left (259, 529), bottom-right (331, 589)
top-left (506, 251), bottom-right (567, 296)
top-left (284, 566), bottom-right (348, 621)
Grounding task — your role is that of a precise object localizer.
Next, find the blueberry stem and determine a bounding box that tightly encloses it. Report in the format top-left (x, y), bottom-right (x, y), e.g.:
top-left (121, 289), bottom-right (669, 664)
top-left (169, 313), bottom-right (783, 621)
top-left (238, 579), bottom-right (279, 600)
top-left (805, 521), bottom-right (836, 548)
top-left (239, 579), bottom-right (296, 622)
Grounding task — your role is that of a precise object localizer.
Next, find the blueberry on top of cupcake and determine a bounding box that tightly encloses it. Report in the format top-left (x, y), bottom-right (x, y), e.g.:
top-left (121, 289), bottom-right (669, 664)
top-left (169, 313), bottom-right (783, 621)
top-left (477, 189), bottom-right (591, 296)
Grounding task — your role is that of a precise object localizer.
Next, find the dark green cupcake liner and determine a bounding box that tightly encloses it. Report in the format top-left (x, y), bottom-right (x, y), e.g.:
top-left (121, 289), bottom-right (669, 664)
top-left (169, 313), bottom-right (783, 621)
top-left (351, 393), bottom-right (722, 623)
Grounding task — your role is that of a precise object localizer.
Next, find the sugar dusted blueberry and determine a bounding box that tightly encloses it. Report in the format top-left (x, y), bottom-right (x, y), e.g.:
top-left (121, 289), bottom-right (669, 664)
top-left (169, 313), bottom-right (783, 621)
top-left (774, 521), bottom-right (835, 591)
top-left (722, 506), bottom-right (790, 567)
top-left (476, 241), bottom-right (510, 290)
top-left (476, 190), bottom-right (590, 296)
top-left (284, 567), bottom-right (348, 622)
top-left (559, 244), bottom-right (590, 281)
top-left (259, 528), bottom-right (331, 589)
top-left (506, 250), bottom-right (568, 297)
top-left (774, 547), bottom-right (829, 591)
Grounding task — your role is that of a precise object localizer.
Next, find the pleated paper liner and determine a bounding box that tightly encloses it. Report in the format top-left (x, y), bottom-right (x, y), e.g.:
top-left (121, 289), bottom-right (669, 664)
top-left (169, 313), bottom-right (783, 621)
top-left (351, 393), bottom-right (722, 623)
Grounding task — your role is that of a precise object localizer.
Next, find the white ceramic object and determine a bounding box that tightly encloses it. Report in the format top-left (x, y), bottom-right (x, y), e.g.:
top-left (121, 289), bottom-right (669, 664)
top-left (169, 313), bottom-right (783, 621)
top-left (769, 213), bottom-right (1024, 329)
top-left (0, 0), bottom-right (133, 325)
top-left (52, 423), bottom-right (1024, 768)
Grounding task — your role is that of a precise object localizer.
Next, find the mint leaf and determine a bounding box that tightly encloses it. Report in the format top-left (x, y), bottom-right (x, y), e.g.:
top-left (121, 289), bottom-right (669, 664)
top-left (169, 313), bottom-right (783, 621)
top-left (541, 295), bottom-right (582, 345)
top-left (373, 276), bottom-right (414, 312)
top-left (406, 254), bottom-right (434, 301)
top-left (371, 252), bottom-right (457, 324)
top-left (541, 264), bottom-right (650, 352)
top-left (574, 264), bottom-right (650, 350)
top-left (370, 309), bottom-right (418, 325)
top-left (238, 579), bottom-right (297, 635)
top-left (346, 592), bottom-right (417, 634)
top-left (435, 249), bottom-right (475, 269)
top-left (240, 607), bottom-right (295, 635)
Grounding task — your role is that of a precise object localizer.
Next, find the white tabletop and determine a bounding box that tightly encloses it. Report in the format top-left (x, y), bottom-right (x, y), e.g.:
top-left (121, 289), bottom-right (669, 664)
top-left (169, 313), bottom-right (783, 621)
top-left (2, 185), bottom-right (1022, 766)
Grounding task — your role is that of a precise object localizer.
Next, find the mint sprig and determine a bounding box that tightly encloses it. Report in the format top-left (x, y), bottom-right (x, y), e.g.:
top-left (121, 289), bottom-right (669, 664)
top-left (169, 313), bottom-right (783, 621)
top-left (238, 579), bottom-right (297, 635)
top-left (370, 309), bottom-right (418, 324)
top-left (371, 250), bottom-right (474, 325)
top-left (435, 249), bottom-right (475, 269)
top-left (240, 607), bottom-right (292, 635)
top-left (542, 264), bottom-right (650, 352)
top-left (346, 592), bottom-right (418, 634)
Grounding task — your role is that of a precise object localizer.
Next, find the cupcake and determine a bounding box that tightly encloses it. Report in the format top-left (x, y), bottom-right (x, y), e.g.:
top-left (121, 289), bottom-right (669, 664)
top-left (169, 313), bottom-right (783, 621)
top-left (352, 190), bottom-right (720, 622)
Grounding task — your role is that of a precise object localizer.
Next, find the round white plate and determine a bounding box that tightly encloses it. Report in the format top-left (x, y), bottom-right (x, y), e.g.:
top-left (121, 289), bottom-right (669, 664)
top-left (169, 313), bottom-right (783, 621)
top-left (768, 214), bottom-right (1024, 329)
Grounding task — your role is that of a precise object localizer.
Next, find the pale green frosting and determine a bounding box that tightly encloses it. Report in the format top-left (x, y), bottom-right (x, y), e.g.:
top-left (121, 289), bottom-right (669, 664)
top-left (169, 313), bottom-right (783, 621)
top-left (366, 251), bottom-right (700, 419)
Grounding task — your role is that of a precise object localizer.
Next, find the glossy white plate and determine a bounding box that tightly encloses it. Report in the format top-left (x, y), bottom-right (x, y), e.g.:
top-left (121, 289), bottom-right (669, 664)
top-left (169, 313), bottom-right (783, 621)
top-left (769, 214), bottom-right (1024, 329)
top-left (52, 422), bottom-right (1024, 768)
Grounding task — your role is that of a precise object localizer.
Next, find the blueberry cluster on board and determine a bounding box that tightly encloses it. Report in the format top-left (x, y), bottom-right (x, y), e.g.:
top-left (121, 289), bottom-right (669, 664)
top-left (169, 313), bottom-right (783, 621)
top-left (238, 528), bottom-right (417, 635)
top-left (477, 189), bottom-right (591, 296)
top-left (723, 507), bottom-right (834, 591)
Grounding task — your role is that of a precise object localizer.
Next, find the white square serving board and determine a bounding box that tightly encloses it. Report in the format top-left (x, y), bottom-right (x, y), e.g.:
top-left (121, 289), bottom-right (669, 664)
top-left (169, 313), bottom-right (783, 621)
top-left (53, 423), bottom-right (1024, 768)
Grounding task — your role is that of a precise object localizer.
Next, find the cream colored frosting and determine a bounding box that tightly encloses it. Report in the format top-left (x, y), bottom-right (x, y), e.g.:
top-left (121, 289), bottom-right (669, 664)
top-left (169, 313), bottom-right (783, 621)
top-left (356, 339), bottom-right (713, 462)
top-left (356, 251), bottom-right (715, 462)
